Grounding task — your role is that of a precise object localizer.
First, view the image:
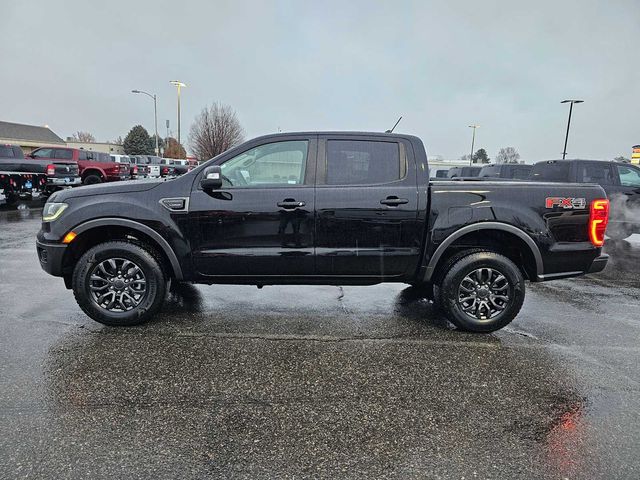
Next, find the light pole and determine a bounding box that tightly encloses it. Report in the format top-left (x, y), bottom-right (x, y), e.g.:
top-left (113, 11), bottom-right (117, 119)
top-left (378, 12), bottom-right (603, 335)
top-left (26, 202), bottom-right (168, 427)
top-left (468, 125), bottom-right (479, 166)
top-left (169, 80), bottom-right (186, 146)
top-left (561, 99), bottom-right (583, 160)
top-left (131, 89), bottom-right (159, 156)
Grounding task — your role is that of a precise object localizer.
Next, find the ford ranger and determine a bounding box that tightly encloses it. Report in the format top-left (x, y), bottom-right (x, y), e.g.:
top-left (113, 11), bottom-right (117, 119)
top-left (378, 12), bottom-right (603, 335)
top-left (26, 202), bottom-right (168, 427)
top-left (36, 132), bottom-right (610, 332)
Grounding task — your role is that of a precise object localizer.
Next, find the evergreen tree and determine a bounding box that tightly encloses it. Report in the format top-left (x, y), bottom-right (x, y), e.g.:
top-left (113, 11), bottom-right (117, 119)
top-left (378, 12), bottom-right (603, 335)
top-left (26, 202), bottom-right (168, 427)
top-left (123, 125), bottom-right (154, 155)
top-left (473, 148), bottom-right (490, 164)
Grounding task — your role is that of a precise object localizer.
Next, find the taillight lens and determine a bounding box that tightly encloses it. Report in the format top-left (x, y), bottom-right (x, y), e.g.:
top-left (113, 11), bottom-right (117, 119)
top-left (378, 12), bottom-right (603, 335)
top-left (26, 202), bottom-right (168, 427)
top-left (589, 198), bottom-right (609, 247)
top-left (46, 164), bottom-right (55, 176)
top-left (133, 166), bottom-right (138, 174)
top-left (161, 167), bottom-right (168, 175)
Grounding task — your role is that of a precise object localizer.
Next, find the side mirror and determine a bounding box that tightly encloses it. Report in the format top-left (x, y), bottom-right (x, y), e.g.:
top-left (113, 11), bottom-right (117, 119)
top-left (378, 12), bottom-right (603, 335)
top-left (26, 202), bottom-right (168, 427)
top-left (201, 166), bottom-right (223, 190)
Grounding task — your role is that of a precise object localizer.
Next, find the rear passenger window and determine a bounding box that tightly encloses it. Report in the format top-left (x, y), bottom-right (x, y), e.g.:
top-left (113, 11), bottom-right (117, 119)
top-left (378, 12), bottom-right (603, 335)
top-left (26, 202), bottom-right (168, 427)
top-left (54, 149), bottom-right (73, 160)
top-left (530, 162), bottom-right (570, 182)
top-left (326, 140), bottom-right (403, 185)
top-left (577, 163), bottom-right (615, 185)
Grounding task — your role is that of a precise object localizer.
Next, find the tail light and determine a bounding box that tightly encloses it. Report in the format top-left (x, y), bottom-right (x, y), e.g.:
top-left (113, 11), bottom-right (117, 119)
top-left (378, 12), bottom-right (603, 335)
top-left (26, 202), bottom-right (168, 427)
top-left (161, 167), bottom-right (169, 175)
top-left (133, 165), bottom-right (138, 174)
top-left (589, 198), bottom-right (609, 247)
top-left (46, 164), bottom-right (55, 176)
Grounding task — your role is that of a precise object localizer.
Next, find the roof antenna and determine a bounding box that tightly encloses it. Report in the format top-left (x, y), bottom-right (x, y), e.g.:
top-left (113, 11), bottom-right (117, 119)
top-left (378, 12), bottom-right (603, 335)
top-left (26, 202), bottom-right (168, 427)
top-left (386, 116), bottom-right (402, 133)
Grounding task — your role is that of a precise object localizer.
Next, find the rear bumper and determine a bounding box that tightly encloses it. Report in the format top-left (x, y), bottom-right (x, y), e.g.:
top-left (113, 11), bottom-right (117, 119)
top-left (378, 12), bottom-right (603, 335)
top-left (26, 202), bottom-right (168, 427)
top-left (536, 254), bottom-right (609, 281)
top-left (587, 254), bottom-right (609, 274)
top-left (36, 239), bottom-right (67, 277)
top-left (48, 176), bottom-right (81, 186)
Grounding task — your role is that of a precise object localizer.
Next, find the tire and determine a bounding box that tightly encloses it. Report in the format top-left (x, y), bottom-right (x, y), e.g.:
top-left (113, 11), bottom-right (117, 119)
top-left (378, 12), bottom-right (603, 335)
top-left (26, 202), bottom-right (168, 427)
top-left (72, 241), bottom-right (167, 326)
top-left (83, 174), bottom-right (102, 185)
top-left (437, 251), bottom-right (525, 333)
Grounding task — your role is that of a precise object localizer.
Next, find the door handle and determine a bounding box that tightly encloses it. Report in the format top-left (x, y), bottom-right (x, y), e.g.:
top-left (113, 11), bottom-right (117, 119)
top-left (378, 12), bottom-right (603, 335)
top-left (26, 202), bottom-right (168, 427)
top-left (277, 200), bottom-right (306, 209)
top-left (380, 196), bottom-right (409, 206)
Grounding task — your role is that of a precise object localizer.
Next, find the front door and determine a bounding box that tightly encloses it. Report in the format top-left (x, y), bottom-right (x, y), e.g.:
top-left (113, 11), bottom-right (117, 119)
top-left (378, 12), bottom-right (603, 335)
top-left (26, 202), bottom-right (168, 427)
top-left (314, 136), bottom-right (421, 278)
top-left (610, 163), bottom-right (640, 226)
top-left (188, 136), bottom-right (317, 277)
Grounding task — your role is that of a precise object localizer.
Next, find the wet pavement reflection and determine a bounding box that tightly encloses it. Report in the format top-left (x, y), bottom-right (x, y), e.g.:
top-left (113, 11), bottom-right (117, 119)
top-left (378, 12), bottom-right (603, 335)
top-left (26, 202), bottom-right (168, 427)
top-left (1, 211), bottom-right (639, 479)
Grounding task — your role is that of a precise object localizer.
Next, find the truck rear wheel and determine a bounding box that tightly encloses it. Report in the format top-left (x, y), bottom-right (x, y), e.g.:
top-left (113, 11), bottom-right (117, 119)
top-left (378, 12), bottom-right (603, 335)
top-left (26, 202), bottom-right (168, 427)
top-left (72, 241), bottom-right (167, 326)
top-left (83, 174), bottom-right (102, 185)
top-left (437, 251), bottom-right (525, 332)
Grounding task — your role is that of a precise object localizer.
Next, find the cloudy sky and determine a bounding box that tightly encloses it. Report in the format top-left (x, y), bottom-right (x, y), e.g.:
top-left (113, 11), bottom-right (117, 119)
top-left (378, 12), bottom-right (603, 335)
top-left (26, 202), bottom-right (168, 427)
top-left (2, 0), bottom-right (639, 161)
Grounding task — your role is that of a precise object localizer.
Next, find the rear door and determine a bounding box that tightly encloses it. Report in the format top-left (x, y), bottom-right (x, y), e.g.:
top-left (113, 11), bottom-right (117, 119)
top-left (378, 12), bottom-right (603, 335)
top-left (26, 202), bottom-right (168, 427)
top-left (315, 135), bottom-right (420, 278)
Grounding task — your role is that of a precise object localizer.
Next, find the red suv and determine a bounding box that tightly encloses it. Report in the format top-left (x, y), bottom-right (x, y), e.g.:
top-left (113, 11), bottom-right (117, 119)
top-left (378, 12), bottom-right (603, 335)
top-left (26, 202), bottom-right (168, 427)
top-left (27, 147), bottom-right (130, 185)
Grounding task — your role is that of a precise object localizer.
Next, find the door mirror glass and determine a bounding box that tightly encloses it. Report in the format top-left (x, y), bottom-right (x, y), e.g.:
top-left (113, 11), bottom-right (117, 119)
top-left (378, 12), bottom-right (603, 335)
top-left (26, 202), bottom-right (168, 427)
top-left (201, 166), bottom-right (223, 190)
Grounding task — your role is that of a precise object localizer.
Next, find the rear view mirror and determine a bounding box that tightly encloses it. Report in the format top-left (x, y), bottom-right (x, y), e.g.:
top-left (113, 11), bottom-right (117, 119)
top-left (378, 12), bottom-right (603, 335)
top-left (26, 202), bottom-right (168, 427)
top-left (201, 166), bottom-right (223, 190)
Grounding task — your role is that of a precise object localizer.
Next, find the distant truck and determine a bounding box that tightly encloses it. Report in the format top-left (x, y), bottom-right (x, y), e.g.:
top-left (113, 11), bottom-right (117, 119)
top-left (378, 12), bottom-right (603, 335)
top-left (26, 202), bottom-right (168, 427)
top-left (529, 159), bottom-right (640, 240)
top-left (479, 164), bottom-right (532, 180)
top-left (26, 147), bottom-right (129, 185)
top-left (0, 144), bottom-right (80, 204)
top-left (447, 166), bottom-right (481, 178)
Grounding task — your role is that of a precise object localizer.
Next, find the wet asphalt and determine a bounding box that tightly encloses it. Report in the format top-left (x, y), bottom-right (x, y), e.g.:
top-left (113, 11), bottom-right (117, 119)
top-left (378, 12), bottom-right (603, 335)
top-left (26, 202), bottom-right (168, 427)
top-left (1, 205), bottom-right (639, 479)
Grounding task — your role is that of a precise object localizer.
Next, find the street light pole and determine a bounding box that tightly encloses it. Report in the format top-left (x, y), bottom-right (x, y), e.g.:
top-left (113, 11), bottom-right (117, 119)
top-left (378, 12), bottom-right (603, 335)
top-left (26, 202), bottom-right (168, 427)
top-left (561, 99), bottom-right (584, 160)
top-left (170, 80), bottom-right (186, 146)
top-left (468, 125), bottom-right (479, 166)
top-left (131, 89), bottom-right (159, 156)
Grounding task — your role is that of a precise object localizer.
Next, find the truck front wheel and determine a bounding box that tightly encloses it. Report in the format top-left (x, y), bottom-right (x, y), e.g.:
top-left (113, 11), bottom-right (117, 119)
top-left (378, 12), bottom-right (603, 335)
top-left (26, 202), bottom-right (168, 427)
top-left (437, 251), bottom-right (525, 333)
top-left (72, 241), bottom-right (167, 326)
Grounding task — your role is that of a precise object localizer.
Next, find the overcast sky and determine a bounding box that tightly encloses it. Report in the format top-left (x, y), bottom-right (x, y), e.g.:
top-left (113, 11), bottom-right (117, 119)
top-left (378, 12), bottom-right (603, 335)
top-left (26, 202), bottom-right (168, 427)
top-left (2, 0), bottom-right (639, 161)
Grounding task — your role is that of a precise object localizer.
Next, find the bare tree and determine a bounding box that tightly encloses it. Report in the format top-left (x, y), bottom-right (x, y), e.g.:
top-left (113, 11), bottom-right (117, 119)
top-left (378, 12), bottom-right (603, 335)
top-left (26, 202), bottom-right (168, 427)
top-left (495, 147), bottom-right (520, 164)
top-left (189, 102), bottom-right (244, 161)
top-left (164, 137), bottom-right (187, 159)
top-left (72, 131), bottom-right (96, 143)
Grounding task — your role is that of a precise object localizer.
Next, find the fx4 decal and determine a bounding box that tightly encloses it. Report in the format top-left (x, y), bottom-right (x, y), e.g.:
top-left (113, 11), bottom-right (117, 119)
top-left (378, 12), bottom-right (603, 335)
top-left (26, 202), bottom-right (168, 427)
top-left (545, 197), bottom-right (587, 209)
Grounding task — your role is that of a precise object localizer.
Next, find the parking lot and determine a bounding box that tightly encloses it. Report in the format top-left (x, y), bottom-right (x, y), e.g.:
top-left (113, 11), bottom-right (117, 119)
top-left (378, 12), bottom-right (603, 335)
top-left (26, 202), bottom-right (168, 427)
top-left (1, 206), bottom-right (639, 479)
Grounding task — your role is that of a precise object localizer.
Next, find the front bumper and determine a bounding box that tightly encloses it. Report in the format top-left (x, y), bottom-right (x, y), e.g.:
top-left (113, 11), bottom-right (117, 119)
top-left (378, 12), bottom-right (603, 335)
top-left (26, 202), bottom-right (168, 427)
top-left (48, 177), bottom-right (82, 186)
top-left (36, 239), bottom-right (67, 277)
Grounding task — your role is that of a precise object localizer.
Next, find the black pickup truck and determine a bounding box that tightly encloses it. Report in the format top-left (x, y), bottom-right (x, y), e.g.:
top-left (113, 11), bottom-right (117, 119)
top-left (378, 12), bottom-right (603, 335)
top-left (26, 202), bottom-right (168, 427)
top-left (530, 159), bottom-right (640, 240)
top-left (36, 132), bottom-right (610, 332)
top-left (1, 144), bottom-right (81, 204)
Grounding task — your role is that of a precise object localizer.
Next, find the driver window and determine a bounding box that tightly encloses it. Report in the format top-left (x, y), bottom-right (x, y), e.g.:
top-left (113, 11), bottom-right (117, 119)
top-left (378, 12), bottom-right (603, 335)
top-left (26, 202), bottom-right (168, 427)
top-left (617, 165), bottom-right (640, 187)
top-left (220, 140), bottom-right (308, 188)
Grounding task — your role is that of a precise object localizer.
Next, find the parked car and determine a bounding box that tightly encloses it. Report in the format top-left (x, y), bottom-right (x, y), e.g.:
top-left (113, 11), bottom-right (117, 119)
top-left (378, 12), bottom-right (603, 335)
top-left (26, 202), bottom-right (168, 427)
top-left (448, 166), bottom-right (481, 178)
top-left (479, 164), bottom-right (532, 180)
top-left (158, 158), bottom-right (177, 177)
top-left (111, 154), bottom-right (138, 179)
top-left (27, 147), bottom-right (129, 184)
top-left (37, 132), bottom-right (609, 333)
top-left (530, 159), bottom-right (640, 240)
top-left (1, 144), bottom-right (80, 203)
top-left (167, 158), bottom-right (189, 175)
top-left (430, 167), bottom-right (451, 179)
top-left (135, 156), bottom-right (162, 178)
top-left (128, 156), bottom-right (149, 178)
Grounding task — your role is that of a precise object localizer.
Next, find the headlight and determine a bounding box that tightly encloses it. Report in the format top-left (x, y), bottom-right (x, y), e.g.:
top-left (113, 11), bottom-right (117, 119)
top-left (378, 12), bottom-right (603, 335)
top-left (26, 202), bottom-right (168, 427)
top-left (42, 202), bottom-right (68, 222)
